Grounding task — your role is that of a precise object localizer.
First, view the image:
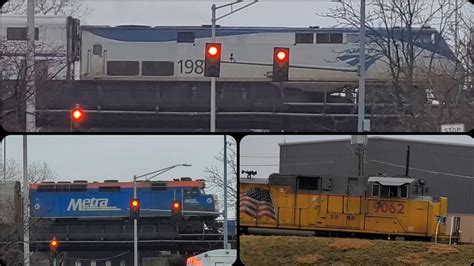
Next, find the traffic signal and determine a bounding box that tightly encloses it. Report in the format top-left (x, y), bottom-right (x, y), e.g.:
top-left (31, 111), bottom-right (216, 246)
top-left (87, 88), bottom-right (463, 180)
top-left (130, 198), bottom-right (140, 220)
top-left (70, 104), bottom-right (85, 132)
top-left (171, 200), bottom-right (182, 220)
top-left (204, 43), bottom-right (222, 77)
top-left (49, 238), bottom-right (59, 258)
top-left (272, 47), bottom-right (290, 82)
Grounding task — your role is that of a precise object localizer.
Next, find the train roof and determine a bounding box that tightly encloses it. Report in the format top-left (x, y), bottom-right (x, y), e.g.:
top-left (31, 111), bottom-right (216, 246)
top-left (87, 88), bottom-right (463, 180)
top-left (368, 176), bottom-right (415, 186)
top-left (30, 179), bottom-right (205, 190)
top-left (0, 15), bottom-right (73, 26)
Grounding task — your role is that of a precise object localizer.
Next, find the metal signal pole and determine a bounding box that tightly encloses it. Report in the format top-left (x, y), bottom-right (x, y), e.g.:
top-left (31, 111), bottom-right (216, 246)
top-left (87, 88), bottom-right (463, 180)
top-left (223, 135), bottom-right (228, 249)
top-left (357, 0), bottom-right (366, 133)
top-left (23, 136), bottom-right (30, 266)
top-left (26, 0), bottom-right (36, 132)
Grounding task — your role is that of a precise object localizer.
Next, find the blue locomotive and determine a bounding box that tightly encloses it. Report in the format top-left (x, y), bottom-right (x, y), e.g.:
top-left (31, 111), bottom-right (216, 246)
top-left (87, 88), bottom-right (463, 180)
top-left (29, 178), bottom-right (220, 233)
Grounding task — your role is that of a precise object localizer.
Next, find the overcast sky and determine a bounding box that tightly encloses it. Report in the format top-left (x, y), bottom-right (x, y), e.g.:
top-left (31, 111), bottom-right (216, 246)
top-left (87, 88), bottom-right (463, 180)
top-left (80, 1), bottom-right (473, 28)
top-left (240, 135), bottom-right (474, 178)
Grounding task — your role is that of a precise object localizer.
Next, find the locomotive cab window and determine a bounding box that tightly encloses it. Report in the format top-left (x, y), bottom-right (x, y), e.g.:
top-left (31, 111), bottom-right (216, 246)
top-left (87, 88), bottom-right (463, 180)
top-left (372, 184), bottom-right (380, 196)
top-left (7, 27), bottom-right (39, 40)
top-left (295, 33), bottom-right (314, 44)
top-left (316, 33), bottom-right (343, 44)
top-left (107, 61), bottom-right (139, 76)
top-left (298, 176), bottom-right (319, 190)
top-left (400, 184), bottom-right (408, 198)
top-left (380, 185), bottom-right (398, 198)
top-left (177, 32), bottom-right (195, 43)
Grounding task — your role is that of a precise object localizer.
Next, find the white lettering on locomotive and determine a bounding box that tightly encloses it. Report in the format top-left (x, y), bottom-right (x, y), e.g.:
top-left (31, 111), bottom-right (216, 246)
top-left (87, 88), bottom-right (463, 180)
top-left (67, 198), bottom-right (121, 212)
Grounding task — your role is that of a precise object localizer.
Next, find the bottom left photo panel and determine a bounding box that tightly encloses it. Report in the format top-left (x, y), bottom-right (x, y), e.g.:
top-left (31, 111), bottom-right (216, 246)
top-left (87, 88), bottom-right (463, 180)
top-left (0, 135), bottom-right (237, 266)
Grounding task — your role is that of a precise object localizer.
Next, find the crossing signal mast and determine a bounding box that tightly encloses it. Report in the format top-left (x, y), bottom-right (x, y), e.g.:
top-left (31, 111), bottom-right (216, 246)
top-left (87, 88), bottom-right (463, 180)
top-left (272, 47), bottom-right (290, 82)
top-left (204, 43), bottom-right (222, 77)
top-left (70, 104), bottom-right (85, 132)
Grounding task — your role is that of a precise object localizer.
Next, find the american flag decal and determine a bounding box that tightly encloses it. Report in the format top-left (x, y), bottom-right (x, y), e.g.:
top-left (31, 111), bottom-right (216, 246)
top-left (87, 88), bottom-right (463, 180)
top-left (240, 187), bottom-right (277, 220)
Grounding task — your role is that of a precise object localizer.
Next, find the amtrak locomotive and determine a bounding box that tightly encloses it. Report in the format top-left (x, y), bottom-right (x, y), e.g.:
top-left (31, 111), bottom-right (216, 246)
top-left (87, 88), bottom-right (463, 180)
top-left (0, 16), bottom-right (457, 93)
top-left (29, 178), bottom-right (221, 233)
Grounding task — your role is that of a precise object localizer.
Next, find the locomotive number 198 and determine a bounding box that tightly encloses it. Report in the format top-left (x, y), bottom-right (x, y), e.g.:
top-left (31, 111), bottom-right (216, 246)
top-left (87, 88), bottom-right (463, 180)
top-left (178, 59), bottom-right (204, 74)
top-left (373, 202), bottom-right (405, 214)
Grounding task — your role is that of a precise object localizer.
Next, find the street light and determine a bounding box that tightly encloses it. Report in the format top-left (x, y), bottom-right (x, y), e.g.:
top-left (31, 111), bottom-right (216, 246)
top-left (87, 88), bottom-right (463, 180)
top-left (132, 163), bottom-right (191, 266)
top-left (333, 0), bottom-right (366, 132)
top-left (209, 0), bottom-right (258, 132)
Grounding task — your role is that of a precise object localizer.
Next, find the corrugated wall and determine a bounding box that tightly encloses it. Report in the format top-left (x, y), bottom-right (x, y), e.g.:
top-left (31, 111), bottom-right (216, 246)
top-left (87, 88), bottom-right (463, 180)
top-left (279, 138), bottom-right (474, 214)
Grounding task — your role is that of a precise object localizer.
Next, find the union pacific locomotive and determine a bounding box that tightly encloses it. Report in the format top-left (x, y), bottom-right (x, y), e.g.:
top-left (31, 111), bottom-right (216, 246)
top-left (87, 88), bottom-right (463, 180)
top-left (29, 178), bottom-right (221, 234)
top-left (240, 174), bottom-right (461, 242)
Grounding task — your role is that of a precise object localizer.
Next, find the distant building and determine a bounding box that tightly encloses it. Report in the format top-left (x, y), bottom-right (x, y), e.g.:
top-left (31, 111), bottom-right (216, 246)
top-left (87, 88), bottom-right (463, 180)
top-left (278, 136), bottom-right (474, 243)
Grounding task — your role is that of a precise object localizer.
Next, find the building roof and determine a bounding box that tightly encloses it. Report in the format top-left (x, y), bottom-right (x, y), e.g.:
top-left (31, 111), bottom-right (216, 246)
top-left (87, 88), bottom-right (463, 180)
top-left (279, 136), bottom-right (474, 148)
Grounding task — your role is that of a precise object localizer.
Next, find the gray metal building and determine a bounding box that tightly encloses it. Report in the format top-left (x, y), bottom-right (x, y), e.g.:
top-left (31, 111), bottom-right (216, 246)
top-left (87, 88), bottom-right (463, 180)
top-left (279, 137), bottom-right (474, 214)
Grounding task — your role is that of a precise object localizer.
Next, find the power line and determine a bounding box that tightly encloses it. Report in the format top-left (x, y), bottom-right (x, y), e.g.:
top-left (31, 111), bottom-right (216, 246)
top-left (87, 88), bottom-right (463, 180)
top-left (369, 160), bottom-right (474, 179)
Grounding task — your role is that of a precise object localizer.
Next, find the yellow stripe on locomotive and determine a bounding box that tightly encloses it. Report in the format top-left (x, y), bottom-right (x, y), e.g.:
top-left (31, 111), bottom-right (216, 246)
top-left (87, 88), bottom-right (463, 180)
top-left (240, 174), bottom-right (460, 242)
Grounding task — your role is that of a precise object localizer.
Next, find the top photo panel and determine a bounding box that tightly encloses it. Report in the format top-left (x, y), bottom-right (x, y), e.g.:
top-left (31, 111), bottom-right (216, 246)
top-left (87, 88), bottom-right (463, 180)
top-left (1, 1), bottom-right (473, 133)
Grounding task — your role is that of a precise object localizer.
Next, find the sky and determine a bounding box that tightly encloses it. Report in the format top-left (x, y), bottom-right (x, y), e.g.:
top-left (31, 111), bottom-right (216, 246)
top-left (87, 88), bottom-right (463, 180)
top-left (2, 135), bottom-right (230, 182)
top-left (79, 1), bottom-right (473, 29)
top-left (240, 135), bottom-right (474, 179)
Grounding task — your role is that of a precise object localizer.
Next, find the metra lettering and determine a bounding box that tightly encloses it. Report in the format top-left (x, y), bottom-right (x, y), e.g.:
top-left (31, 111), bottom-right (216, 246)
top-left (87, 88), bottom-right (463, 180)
top-left (67, 198), bottom-right (119, 211)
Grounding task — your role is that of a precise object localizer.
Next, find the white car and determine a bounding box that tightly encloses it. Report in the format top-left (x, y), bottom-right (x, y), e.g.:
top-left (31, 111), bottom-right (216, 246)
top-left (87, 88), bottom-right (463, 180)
top-left (186, 249), bottom-right (236, 266)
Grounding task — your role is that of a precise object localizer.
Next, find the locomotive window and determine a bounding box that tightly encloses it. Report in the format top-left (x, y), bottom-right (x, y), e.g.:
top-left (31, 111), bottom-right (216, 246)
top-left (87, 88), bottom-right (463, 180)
top-left (177, 32), bottom-right (195, 43)
top-left (107, 61), bottom-right (139, 76)
top-left (184, 188), bottom-right (192, 198)
top-left (372, 184), bottom-right (380, 196)
top-left (99, 186), bottom-right (121, 192)
top-left (295, 33), bottom-right (314, 44)
top-left (142, 61), bottom-right (174, 76)
top-left (7, 27), bottom-right (39, 40)
top-left (316, 33), bottom-right (330, 44)
top-left (400, 185), bottom-right (408, 198)
top-left (298, 177), bottom-right (319, 190)
top-left (191, 188), bottom-right (199, 197)
top-left (55, 184), bottom-right (70, 192)
top-left (330, 33), bottom-right (343, 44)
top-left (380, 186), bottom-right (389, 197)
top-left (93, 44), bottom-right (102, 56)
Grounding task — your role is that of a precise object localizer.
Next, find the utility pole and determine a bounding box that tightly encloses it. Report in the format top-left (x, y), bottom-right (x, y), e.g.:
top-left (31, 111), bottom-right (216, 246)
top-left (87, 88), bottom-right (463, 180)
top-left (23, 136), bottom-right (30, 266)
top-left (26, 0), bottom-right (36, 132)
top-left (2, 138), bottom-right (5, 181)
top-left (209, 1), bottom-right (258, 132)
top-left (223, 135), bottom-right (228, 249)
top-left (454, 0), bottom-right (459, 57)
top-left (358, 0), bottom-right (366, 133)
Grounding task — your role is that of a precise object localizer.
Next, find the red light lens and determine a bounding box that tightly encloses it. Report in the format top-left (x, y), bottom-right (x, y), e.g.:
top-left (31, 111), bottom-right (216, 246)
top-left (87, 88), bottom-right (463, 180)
top-left (72, 108), bottom-right (84, 121)
top-left (276, 50), bottom-right (287, 62)
top-left (173, 202), bottom-right (180, 209)
top-left (50, 240), bottom-right (57, 247)
top-left (208, 46), bottom-right (219, 56)
top-left (131, 200), bottom-right (139, 207)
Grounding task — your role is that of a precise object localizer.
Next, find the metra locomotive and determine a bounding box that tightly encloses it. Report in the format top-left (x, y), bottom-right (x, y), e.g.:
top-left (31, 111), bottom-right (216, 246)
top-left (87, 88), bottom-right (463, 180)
top-left (240, 174), bottom-right (461, 242)
top-left (30, 178), bottom-right (220, 233)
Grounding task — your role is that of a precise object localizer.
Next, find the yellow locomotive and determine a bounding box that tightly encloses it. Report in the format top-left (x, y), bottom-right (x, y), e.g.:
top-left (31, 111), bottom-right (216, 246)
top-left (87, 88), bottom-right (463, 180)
top-left (240, 174), bottom-right (461, 242)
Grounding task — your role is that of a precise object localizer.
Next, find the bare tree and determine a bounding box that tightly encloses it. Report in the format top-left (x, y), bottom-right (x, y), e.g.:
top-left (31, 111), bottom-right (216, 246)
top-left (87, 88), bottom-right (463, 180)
top-left (322, 0), bottom-right (474, 131)
top-left (0, 158), bottom-right (56, 183)
top-left (1, 0), bottom-right (89, 17)
top-left (204, 137), bottom-right (237, 216)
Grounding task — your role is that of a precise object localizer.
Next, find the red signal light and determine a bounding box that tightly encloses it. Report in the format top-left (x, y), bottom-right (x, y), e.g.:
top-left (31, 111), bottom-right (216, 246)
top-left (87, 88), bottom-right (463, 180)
top-left (71, 107), bottom-right (85, 122)
top-left (208, 46), bottom-right (219, 57)
top-left (275, 50), bottom-right (288, 62)
top-left (173, 201), bottom-right (181, 210)
top-left (131, 199), bottom-right (140, 208)
top-left (50, 240), bottom-right (58, 247)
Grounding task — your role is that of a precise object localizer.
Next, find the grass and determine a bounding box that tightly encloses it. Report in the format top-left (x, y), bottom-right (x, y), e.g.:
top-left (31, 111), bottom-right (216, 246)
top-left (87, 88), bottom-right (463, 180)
top-left (240, 235), bottom-right (474, 265)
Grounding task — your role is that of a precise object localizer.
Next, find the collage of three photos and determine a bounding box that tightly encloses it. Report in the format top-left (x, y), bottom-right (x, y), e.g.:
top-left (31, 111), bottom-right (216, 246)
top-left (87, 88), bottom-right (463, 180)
top-left (1, 1), bottom-right (474, 266)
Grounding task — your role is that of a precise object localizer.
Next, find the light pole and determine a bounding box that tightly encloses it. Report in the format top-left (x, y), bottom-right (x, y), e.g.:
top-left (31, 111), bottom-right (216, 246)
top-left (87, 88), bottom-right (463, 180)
top-left (333, 0), bottom-right (366, 132)
top-left (26, 0), bottom-right (36, 132)
top-left (132, 163), bottom-right (191, 266)
top-left (23, 136), bottom-right (30, 266)
top-left (210, 0), bottom-right (258, 132)
top-left (223, 135), bottom-right (228, 249)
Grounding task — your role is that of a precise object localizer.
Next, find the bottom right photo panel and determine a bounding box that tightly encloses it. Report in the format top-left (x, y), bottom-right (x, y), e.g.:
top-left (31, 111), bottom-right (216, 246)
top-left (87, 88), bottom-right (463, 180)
top-left (239, 135), bottom-right (474, 265)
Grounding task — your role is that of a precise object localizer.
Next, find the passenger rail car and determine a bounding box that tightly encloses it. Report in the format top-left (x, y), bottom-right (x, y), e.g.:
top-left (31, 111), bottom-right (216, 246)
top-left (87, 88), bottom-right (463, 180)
top-left (30, 178), bottom-right (220, 233)
top-left (80, 25), bottom-right (455, 91)
top-left (240, 174), bottom-right (461, 242)
top-left (0, 16), bottom-right (80, 80)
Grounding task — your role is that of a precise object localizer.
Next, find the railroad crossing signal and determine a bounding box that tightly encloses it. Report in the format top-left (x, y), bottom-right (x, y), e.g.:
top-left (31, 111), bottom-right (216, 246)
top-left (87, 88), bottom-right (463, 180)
top-left (70, 104), bottom-right (85, 132)
top-left (130, 198), bottom-right (140, 220)
top-left (204, 43), bottom-right (222, 77)
top-left (171, 200), bottom-right (182, 220)
top-left (272, 47), bottom-right (290, 82)
top-left (49, 238), bottom-right (59, 258)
